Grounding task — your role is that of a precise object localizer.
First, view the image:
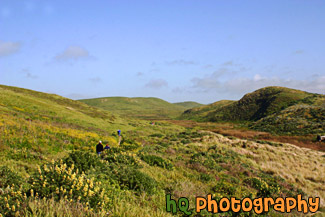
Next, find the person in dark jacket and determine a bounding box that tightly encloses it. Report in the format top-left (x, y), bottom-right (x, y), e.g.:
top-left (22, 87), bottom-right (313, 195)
top-left (96, 141), bottom-right (104, 155)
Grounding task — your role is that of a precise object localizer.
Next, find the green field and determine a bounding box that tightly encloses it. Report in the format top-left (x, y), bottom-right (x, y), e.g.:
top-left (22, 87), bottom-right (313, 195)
top-left (0, 85), bottom-right (324, 216)
top-left (80, 97), bottom-right (201, 120)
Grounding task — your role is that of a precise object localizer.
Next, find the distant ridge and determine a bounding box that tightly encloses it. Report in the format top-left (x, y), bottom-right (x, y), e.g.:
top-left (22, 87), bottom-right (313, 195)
top-left (80, 97), bottom-right (201, 119)
top-left (173, 101), bottom-right (203, 109)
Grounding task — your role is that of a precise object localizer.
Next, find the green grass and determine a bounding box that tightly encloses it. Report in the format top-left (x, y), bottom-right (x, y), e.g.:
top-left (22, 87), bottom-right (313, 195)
top-left (1, 85), bottom-right (324, 216)
top-left (80, 96), bottom-right (199, 119)
top-left (173, 101), bottom-right (203, 109)
top-left (180, 86), bottom-right (325, 135)
top-left (180, 100), bottom-right (234, 121)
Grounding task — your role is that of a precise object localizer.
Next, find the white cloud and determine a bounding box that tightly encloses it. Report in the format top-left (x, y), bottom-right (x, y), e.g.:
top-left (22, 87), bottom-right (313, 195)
top-left (0, 41), bottom-right (21, 57)
top-left (55, 46), bottom-right (90, 61)
top-left (191, 73), bottom-right (325, 96)
top-left (145, 79), bottom-right (168, 89)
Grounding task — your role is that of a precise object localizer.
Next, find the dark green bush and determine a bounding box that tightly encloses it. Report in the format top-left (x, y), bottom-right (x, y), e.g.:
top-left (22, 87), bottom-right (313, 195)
top-left (103, 152), bottom-right (140, 167)
top-left (0, 166), bottom-right (23, 188)
top-left (115, 167), bottom-right (157, 194)
top-left (64, 151), bottom-right (101, 173)
top-left (140, 154), bottom-right (173, 170)
top-left (199, 173), bottom-right (213, 182)
top-left (149, 133), bottom-right (164, 138)
top-left (212, 180), bottom-right (237, 196)
top-left (244, 177), bottom-right (280, 197)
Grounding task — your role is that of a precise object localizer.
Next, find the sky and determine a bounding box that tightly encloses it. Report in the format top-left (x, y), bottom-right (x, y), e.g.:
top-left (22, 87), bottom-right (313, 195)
top-left (0, 0), bottom-right (324, 104)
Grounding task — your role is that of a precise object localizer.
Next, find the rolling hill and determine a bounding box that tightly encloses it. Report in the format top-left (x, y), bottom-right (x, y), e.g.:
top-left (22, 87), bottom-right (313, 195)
top-left (0, 84), bottom-right (324, 216)
top-left (172, 101), bottom-right (203, 109)
top-left (79, 97), bottom-right (201, 119)
top-left (180, 86), bottom-right (325, 135)
top-left (180, 100), bottom-right (235, 121)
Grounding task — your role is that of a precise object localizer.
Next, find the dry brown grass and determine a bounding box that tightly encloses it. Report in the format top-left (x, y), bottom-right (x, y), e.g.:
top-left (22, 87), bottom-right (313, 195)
top-left (168, 120), bottom-right (325, 152)
top-left (195, 131), bottom-right (325, 211)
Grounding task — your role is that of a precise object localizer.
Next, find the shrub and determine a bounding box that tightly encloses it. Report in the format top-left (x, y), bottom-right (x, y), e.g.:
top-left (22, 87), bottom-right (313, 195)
top-left (64, 151), bottom-right (102, 173)
top-left (0, 185), bottom-right (26, 217)
top-left (28, 161), bottom-right (109, 211)
top-left (149, 133), bottom-right (164, 138)
top-left (0, 166), bottom-right (23, 189)
top-left (244, 177), bottom-right (280, 197)
top-left (199, 173), bottom-right (213, 182)
top-left (212, 181), bottom-right (237, 196)
top-left (115, 167), bottom-right (157, 194)
top-left (103, 152), bottom-right (140, 167)
top-left (140, 154), bottom-right (173, 170)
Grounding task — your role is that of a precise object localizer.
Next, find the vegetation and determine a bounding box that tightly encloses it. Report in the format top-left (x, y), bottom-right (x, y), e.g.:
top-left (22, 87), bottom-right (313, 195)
top-left (80, 97), bottom-right (201, 120)
top-left (173, 101), bottom-right (203, 110)
top-left (0, 85), bottom-right (324, 216)
top-left (180, 86), bottom-right (325, 135)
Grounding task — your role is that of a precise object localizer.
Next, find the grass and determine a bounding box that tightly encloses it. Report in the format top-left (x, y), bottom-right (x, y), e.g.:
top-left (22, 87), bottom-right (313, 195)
top-left (0, 85), bottom-right (324, 216)
top-left (180, 86), bottom-right (325, 136)
top-left (80, 97), bottom-right (200, 120)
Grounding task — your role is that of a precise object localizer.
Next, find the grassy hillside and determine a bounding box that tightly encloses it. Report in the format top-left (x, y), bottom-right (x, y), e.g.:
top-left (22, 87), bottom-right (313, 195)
top-left (1, 85), bottom-right (324, 216)
top-left (173, 101), bottom-right (203, 109)
top-left (79, 97), bottom-right (192, 119)
top-left (180, 100), bottom-right (235, 121)
top-left (181, 86), bottom-right (325, 135)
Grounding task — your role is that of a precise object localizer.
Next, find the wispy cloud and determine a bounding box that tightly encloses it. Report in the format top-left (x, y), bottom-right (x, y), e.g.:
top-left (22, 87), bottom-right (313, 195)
top-left (136, 72), bottom-right (144, 77)
top-left (89, 77), bottom-right (102, 83)
top-left (293, 50), bottom-right (304, 54)
top-left (166, 59), bottom-right (197, 65)
top-left (55, 46), bottom-right (91, 61)
top-left (26, 72), bottom-right (38, 79)
top-left (222, 61), bottom-right (234, 66)
top-left (203, 64), bottom-right (214, 69)
top-left (0, 40), bottom-right (21, 57)
top-left (172, 87), bottom-right (184, 93)
top-left (145, 79), bottom-right (168, 89)
top-left (191, 73), bottom-right (325, 97)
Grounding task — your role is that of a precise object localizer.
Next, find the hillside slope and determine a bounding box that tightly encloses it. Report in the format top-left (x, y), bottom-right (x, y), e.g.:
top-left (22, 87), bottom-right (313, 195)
top-left (173, 101), bottom-right (203, 109)
top-left (180, 100), bottom-right (235, 121)
top-left (0, 85), bottom-right (324, 216)
top-left (80, 97), bottom-right (194, 119)
top-left (180, 86), bottom-right (325, 135)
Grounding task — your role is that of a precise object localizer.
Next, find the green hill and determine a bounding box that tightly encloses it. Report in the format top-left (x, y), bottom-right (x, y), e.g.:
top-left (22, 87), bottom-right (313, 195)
top-left (180, 86), bottom-right (325, 135)
top-left (180, 100), bottom-right (235, 121)
top-left (0, 84), bottom-right (123, 131)
top-left (172, 101), bottom-right (203, 109)
top-left (79, 97), bottom-right (196, 119)
top-left (0, 85), bottom-right (324, 216)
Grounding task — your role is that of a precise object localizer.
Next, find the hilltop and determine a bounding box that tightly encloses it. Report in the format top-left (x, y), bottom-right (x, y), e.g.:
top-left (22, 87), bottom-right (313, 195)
top-left (80, 97), bottom-right (200, 119)
top-left (181, 100), bottom-right (235, 121)
top-left (180, 86), bottom-right (325, 135)
top-left (172, 101), bottom-right (203, 109)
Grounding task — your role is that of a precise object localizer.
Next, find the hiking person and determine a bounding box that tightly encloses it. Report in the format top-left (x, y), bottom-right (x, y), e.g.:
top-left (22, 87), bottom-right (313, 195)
top-left (117, 129), bottom-right (121, 136)
top-left (317, 135), bottom-right (325, 142)
top-left (96, 141), bottom-right (104, 155)
top-left (104, 143), bottom-right (111, 150)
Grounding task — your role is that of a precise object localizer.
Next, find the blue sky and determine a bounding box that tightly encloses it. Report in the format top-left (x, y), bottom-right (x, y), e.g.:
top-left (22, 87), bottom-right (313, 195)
top-left (1, 0), bottom-right (324, 103)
